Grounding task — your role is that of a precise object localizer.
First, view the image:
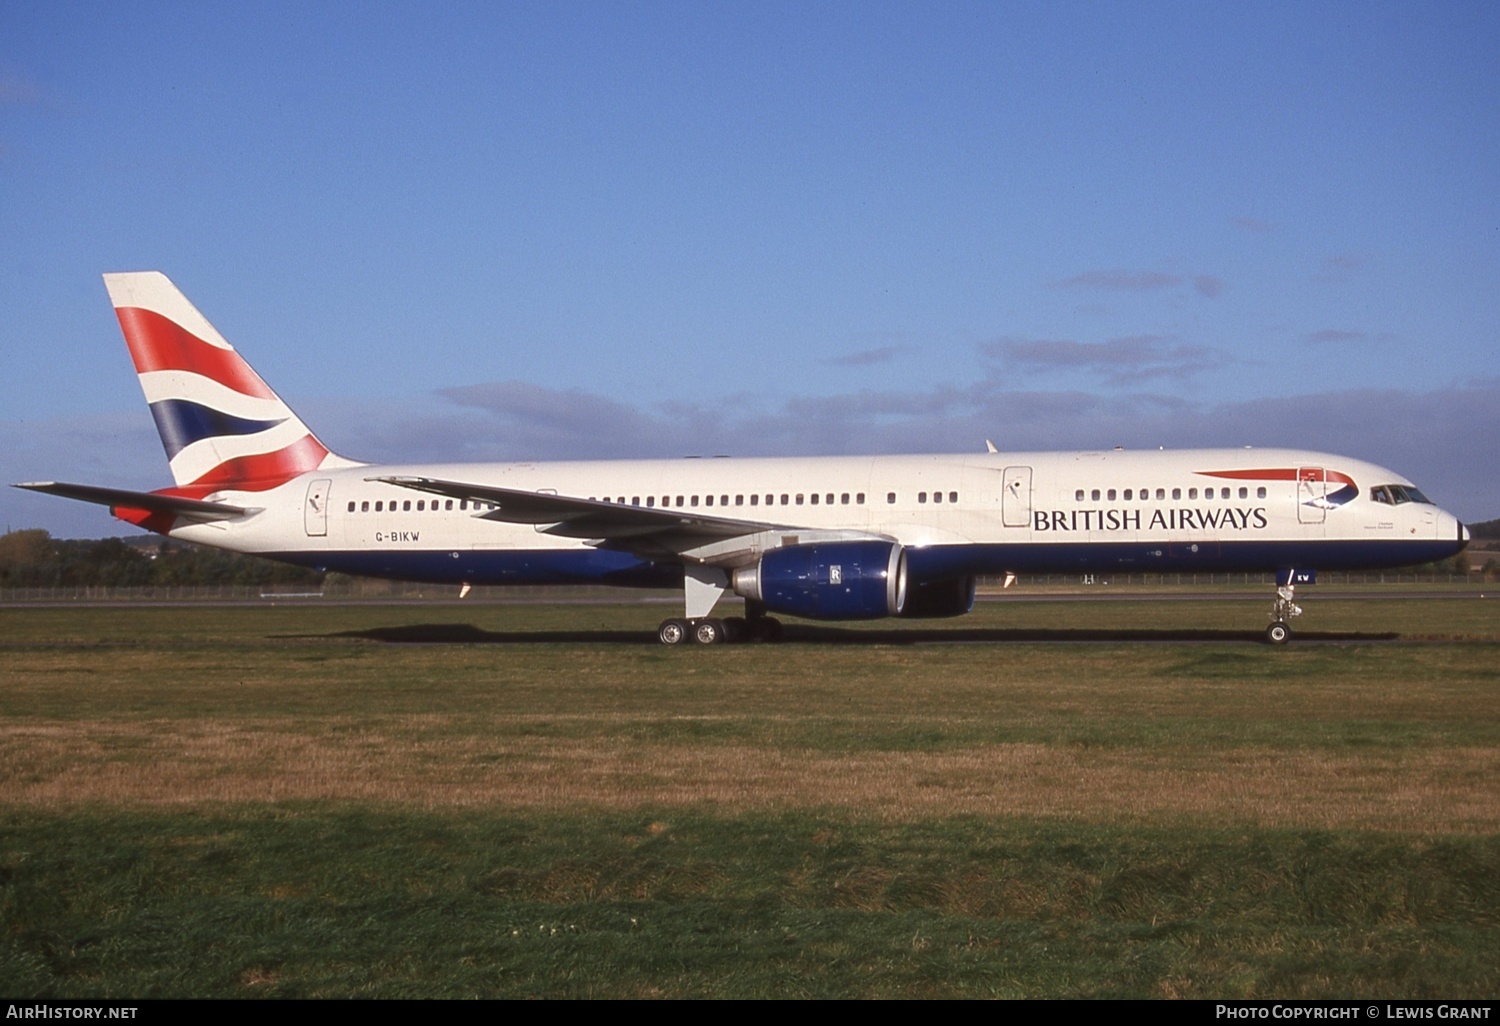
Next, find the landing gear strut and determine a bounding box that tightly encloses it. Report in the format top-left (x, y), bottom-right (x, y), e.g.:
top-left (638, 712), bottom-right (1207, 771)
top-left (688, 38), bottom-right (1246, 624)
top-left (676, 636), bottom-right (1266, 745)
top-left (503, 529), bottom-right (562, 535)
top-left (739, 599), bottom-right (782, 642)
top-left (659, 568), bottom-right (786, 645)
top-left (1265, 579), bottom-right (1305, 645)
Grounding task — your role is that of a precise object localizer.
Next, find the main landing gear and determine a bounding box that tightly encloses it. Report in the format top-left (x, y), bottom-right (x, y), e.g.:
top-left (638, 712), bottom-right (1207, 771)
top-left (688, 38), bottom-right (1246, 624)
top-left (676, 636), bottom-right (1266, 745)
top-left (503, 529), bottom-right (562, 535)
top-left (657, 585), bottom-right (784, 645)
top-left (657, 612), bottom-right (785, 645)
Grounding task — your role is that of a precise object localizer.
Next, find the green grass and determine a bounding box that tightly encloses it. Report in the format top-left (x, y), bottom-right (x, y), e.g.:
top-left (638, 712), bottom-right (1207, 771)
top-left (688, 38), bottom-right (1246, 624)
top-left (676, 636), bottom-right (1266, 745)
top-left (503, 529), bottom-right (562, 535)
top-left (4, 811), bottom-right (1497, 998)
top-left (0, 598), bottom-right (1497, 997)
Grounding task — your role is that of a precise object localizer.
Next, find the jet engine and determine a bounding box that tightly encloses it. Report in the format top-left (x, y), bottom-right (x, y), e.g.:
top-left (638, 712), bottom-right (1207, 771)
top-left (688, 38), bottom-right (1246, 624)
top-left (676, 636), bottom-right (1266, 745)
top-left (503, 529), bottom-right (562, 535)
top-left (731, 540), bottom-right (975, 621)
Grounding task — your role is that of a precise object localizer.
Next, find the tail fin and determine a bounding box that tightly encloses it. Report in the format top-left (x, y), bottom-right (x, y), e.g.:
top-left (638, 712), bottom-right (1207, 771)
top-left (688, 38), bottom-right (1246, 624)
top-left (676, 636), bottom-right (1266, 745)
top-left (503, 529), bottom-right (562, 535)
top-left (104, 272), bottom-right (358, 496)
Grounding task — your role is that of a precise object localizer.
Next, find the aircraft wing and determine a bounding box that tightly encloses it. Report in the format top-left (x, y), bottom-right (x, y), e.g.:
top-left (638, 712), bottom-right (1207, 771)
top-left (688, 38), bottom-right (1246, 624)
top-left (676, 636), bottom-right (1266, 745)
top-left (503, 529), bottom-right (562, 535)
top-left (13, 482), bottom-right (255, 521)
top-left (369, 475), bottom-right (787, 544)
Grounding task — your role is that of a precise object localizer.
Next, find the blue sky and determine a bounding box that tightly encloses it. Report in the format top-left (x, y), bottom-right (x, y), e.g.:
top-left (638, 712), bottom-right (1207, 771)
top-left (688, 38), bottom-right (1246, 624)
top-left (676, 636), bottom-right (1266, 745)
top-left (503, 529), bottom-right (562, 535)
top-left (3, 1), bottom-right (1497, 537)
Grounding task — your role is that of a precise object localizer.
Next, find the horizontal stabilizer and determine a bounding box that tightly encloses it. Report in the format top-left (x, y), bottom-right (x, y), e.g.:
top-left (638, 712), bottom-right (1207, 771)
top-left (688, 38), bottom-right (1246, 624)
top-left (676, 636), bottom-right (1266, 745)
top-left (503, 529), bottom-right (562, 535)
top-left (13, 481), bottom-right (256, 521)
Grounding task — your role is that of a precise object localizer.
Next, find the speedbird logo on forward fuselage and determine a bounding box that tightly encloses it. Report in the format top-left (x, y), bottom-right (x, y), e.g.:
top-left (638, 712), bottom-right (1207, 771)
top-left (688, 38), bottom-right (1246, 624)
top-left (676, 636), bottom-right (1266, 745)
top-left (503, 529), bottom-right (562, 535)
top-left (1197, 467), bottom-right (1360, 510)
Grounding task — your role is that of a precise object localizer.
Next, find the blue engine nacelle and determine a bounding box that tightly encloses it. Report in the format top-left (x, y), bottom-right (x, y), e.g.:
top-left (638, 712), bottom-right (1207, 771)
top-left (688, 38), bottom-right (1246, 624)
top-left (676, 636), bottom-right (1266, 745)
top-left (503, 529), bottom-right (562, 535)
top-left (732, 541), bottom-right (976, 621)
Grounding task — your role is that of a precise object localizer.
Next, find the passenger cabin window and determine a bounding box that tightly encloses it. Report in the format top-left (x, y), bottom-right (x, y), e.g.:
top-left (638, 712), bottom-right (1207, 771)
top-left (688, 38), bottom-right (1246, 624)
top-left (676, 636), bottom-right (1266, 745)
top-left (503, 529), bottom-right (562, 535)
top-left (1075, 489), bottom-right (1085, 501)
top-left (1123, 490), bottom-right (1132, 501)
top-left (887, 492), bottom-right (896, 504)
top-left (1257, 487), bottom-right (1267, 499)
top-left (918, 492), bottom-right (927, 504)
top-left (1091, 489), bottom-right (1100, 501)
top-left (1172, 488), bottom-right (1181, 500)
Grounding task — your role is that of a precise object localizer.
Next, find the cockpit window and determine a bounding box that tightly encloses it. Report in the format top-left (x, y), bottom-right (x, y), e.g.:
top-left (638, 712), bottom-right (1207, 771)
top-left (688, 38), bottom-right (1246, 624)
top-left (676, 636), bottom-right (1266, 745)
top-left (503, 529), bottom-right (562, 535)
top-left (1372, 484), bottom-right (1433, 505)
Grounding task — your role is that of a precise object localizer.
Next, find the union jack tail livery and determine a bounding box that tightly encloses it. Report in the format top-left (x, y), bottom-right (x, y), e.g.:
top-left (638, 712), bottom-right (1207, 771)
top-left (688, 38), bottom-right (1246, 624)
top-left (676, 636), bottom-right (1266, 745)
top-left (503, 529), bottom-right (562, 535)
top-left (103, 272), bottom-right (356, 496)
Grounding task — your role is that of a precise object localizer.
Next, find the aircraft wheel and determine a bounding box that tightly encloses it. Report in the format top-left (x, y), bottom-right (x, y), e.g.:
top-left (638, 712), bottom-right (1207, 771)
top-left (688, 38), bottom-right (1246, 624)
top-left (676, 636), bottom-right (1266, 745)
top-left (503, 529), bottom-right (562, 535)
top-left (759, 617), bottom-right (784, 643)
top-left (1265, 621), bottom-right (1291, 645)
top-left (722, 616), bottom-right (747, 643)
top-left (693, 618), bottom-right (725, 645)
top-left (658, 619), bottom-right (688, 645)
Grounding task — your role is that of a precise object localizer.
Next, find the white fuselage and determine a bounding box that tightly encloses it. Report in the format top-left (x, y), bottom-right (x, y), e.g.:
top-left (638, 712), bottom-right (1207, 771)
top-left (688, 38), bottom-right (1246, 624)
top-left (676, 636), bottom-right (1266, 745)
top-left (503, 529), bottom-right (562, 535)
top-left (164, 446), bottom-right (1467, 587)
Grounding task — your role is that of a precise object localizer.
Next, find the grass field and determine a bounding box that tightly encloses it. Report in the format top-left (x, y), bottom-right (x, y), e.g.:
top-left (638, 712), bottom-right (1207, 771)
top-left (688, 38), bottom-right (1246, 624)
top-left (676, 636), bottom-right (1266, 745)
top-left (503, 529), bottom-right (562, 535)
top-left (1, 595), bottom-right (1497, 997)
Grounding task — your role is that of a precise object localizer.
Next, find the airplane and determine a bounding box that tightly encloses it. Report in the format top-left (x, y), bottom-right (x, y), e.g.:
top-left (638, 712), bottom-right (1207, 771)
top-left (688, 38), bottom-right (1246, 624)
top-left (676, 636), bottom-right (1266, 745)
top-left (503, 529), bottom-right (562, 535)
top-left (16, 272), bottom-right (1471, 645)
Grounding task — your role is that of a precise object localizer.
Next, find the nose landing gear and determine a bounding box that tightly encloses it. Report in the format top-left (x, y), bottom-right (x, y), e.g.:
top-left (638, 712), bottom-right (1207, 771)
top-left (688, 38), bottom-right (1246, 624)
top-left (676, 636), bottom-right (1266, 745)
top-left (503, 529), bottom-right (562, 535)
top-left (1266, 569), bottom-right (1314, 644)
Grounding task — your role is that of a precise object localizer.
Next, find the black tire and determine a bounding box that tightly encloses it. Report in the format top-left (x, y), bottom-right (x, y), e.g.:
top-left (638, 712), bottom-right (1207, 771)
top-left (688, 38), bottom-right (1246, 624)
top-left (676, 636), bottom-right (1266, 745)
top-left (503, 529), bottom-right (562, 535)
top-left (760, 617), bottom-right (784, 643)
top-left (658, 619), bottom-right (688, 645)
top-left (1265, 621), bottom-right (1291, 645)
top-left (693, 618), bottom-right (724, 645)
top-left (722, 616), bottom-right (747, 643)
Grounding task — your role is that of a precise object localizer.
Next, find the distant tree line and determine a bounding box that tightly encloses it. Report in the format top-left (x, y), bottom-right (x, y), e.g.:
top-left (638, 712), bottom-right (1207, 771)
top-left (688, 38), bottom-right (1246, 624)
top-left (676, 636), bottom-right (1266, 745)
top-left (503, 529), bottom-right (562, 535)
top-left (1469, 518), bottom-right (1500, 540)
top-left (0, 530), bottom-right (324, 589)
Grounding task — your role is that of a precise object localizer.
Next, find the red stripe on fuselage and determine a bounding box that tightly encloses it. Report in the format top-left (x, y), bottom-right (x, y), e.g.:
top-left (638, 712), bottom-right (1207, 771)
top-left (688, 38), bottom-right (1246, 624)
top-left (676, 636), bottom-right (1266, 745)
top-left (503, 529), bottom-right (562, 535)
top-left (115, 307), bottom-right (277, 399)
top-left (1198, 467), bottom-right (1355, 486)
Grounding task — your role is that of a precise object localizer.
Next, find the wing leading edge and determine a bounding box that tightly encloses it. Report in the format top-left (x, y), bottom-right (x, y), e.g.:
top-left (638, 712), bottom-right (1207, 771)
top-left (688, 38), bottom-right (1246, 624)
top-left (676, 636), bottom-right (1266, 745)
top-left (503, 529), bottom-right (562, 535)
top-left (369, 475), bottom-right (781, 538)
top-left (369, 474), bottom-right (885, 564)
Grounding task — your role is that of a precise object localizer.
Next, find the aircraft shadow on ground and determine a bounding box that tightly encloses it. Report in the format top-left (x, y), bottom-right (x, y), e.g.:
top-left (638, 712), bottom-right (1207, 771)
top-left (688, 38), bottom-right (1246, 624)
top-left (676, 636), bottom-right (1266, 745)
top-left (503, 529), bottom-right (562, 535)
top-left (294, 623), bottom-right (1400, 646)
